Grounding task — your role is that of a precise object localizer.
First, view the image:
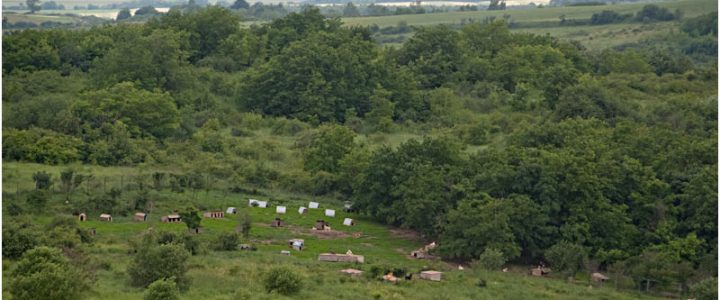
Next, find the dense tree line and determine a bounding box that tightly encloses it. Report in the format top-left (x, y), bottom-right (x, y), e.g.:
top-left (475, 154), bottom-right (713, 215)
top-left (2, 5), bottom-right (717, 295)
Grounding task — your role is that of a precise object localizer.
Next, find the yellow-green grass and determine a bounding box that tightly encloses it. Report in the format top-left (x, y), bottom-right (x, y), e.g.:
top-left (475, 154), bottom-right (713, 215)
top-left (4, 196), bottom-right (663, 300)
top-left (341, 0), bottom-right (716, 28)
top-left (3, 12), bottom-right (78, 24)
top-left (515, 21), bottom-right (680, 49)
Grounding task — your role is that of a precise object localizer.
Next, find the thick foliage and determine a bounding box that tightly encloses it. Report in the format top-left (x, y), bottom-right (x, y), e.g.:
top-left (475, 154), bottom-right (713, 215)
top-left (9, 247), bottom-right (87, 300)
top-left (263, 267), bottom-right (303, 295)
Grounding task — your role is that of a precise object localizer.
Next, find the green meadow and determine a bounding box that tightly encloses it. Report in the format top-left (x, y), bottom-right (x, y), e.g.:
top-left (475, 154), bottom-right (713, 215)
top-left (343, 0), bottom-right (716, 49)
top-left (2, 163), bottom-right (662, 300)
top-left (342, 0), bottom-right (716, 28)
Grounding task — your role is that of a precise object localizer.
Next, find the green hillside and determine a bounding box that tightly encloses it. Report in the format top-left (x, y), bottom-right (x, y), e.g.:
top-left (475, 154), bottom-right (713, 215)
top-left (2, 2), bottom-right (716, 300)
top-left (342, 0), bottom-right (716, 27)
top-left (3, 162), bottom-right (661, 299)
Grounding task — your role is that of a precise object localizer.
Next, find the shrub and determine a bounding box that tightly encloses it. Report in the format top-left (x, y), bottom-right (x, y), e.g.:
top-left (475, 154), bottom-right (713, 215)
top-left (181, 233), bottom-right (201, 255)
top-left (545, 241), bottom-right (588, 276)
top-left (9, 247), bottom-right (88, 300)
top-left (214, 232), bottom-right (240, 251)
top-left (26, 190), bottom-right (50, 210)
top-left (636, 4), bottom-right (679, 22)
top-left (127, 243), bottom-right (191, 290)
top-left (263, 267), bottom-right (303, 295)
top-left (237, 211), bottom-right (252, 238)
top-left (32, 171), bottom-right (53, 190)
top-left (473, 247), bottom-right (506, 270)
top-left (144, 278), bottom-right (180, 300)
top-left (158, 231), bottom-right (178, 245)
top-left (689, 277), bottom-right (718, 300)
top-left (2, 219), bottom-right (40, 259)
top-left (7, 201), bottom-right (24, 216)
top-left (590, 10), bottom-right (629, 25)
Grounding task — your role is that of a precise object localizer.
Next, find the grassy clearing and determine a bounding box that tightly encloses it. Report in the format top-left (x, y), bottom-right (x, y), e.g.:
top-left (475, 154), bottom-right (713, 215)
top-left (2, 178), bottom-right (663, 300)
top-left (515, 21), bottom-right (680, 49)
top-left (3, 12), bottom-right (79, 24)
top-left (342, 0), bottom-right (716, 49)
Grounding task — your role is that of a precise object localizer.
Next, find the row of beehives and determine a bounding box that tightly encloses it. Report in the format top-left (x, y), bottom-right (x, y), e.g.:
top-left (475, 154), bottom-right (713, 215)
top-left (338, 268), bottom-right (443, 282)
top-left (240, 199), bottom-right (356, 226)
top-left (74, 198), bottom-right (355, 224)
top-left (244, 199), bottom-right (353, 215)
top-left (75, 212), bottom-right (189, 223)
top-left (75, 211), bottom-right (222, 223)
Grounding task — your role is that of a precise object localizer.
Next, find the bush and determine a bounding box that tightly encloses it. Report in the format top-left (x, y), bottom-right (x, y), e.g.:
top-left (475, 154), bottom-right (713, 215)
top-left (7, 201), bottom-right (24, 216)
top-left (181, 233), bottom-right (202, 255)
top-left (26, 190), bottom-right (50, 210)
top-left (127, 243), bottom-right (191, 290)
top-left (158, 231), bottom-right (178, 245)
top-left (545, 241), bottom-right (588, 276)
top-left (214, 232), bottom-right (240, 251)
top-left (144, 278), bottom-right (180, 300)
top-left (636, 4), bottom-right (679, 22)
top-left (473, 247), bottom-right (506, 271)
top-left (32, 171), bottom-right (53, 190)
top-left (590, 10), bottom-right (629, 25)
top-left (9, 247), bottom-right (88, 300)
top-left (2, 219), bottom-right (40, 259)
top-left (689, 277), bottom-right (718, 300)
top-left (263, 267), bottom-right (303, 295)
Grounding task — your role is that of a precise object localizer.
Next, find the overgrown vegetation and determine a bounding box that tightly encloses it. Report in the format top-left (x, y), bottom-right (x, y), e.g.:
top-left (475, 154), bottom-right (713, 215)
top-left (1, 3), bottom-right (716, 299)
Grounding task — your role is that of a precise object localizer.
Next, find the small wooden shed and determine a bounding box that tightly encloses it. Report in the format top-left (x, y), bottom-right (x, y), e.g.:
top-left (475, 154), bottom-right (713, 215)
top-left (343, 218), bottom-right (354, 226)
top-left (226, 207), bottom-right (237, 214)
top-left (99, 214), bottom-right (112, 222)
top-left (134, 212), bottom-right (147, 222)
top-left (162, 214), bottom-right (182, 223)
top-left (203, 211), bottom-right (224, 218)
top-left (271, 218), bottom-right (284, 227)
top-left (314, 220), bottom-right (329, 230)
top-left (298, 207), bottom-right (307, 214)
top-left (78, 213), bottom-right (87, 222)
top-left (420, 271), bottom-right (442, 281)
top-left (325, 209), bottom-right (335, 217)
top-left (276, 206), bottom-right (286, 214)
top-left (309, 202), bottom-right (319, 209)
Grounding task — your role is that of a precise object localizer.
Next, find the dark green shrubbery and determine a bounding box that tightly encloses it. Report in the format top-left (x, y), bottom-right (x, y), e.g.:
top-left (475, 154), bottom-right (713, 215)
top-left (263, 267), bottom-right (303, 295)
top-left (474, 248), bottom-right (507, 271)
top-left (545, 242), bottom-right (588, 277)
top-left (144, 278), bottom-right (180, 300)
top-left (214, 232), bottom-right (240, 251)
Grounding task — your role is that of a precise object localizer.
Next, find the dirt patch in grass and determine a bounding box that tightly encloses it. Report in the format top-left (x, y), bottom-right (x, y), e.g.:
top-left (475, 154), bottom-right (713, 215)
top-left (389, 228), bottom-right (422, 242)
top-left (307, 229), bottom-right (350, 239)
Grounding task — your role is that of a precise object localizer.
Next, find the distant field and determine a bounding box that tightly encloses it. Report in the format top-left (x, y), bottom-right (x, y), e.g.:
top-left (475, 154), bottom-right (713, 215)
top-left (340, 0), bottom-right (716, 50)
top-left (516, 21), bottom-right (679, 49)
top-left (3, 12), bottom-right (79, 24)
top-left (342, 0), bottom-right (716, 27)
